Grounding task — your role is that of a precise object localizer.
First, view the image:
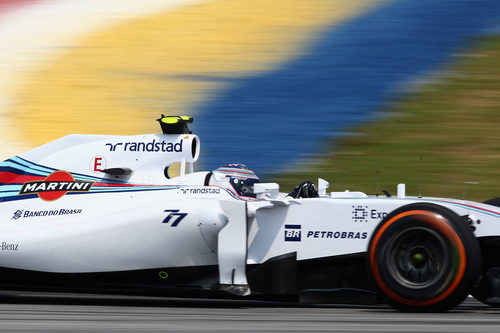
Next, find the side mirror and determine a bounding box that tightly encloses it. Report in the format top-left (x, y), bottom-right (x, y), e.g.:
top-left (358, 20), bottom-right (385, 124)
top-left (318, 178), bottom-right (330, 196)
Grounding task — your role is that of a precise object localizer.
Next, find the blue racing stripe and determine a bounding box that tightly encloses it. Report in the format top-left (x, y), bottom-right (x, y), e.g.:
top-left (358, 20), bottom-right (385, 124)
top-left (10, 156), bottom-right (54, 175)
top-left (430, 199), bottom-right (500, 218)
top-left (2, 156), bottom-right (127, 184)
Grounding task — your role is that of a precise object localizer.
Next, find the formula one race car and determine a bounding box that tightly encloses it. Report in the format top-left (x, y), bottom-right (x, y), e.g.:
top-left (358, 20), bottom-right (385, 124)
top-left (1, 116), bottom-right (500, 312)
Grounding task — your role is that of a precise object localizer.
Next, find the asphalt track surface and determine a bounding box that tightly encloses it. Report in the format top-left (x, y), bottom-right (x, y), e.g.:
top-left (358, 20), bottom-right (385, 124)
top-left (0, 293), bottom-right (498, 332)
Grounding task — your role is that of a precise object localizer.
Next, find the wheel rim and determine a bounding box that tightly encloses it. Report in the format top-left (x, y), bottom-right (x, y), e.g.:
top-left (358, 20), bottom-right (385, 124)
top-left (386, 227), bottom-right (450, 290)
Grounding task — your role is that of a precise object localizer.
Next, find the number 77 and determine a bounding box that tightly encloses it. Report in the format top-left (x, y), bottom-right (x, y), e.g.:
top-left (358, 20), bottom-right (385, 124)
top-left (162, 209), bottom-right (188, 227)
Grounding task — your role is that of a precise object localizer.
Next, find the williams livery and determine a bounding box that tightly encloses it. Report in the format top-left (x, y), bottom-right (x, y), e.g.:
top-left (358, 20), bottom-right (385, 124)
top-left (1, 116), bottom-right (500, 312)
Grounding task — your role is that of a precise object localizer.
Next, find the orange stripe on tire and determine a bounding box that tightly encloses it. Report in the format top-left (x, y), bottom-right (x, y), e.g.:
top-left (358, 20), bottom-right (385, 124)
top-left (369, 210), bottom-right (467, 306)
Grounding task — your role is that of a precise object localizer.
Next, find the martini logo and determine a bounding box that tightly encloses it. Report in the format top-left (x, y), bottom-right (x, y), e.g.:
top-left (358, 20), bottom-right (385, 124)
top-left (18, 171), bottom-right (94, 201)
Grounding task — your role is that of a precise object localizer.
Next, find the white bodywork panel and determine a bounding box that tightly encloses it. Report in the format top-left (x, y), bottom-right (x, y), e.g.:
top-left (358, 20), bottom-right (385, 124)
top-left (1, 186), bottom-right (499, 273)
top-left (2, 132), bottom-right (500, 274)
top-left (218, 200), bottom-right (248, 285)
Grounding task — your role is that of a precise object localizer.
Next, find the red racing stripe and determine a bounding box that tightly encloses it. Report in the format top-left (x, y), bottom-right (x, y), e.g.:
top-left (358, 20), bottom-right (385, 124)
top-left (0, 171), bottom-right (45, 184)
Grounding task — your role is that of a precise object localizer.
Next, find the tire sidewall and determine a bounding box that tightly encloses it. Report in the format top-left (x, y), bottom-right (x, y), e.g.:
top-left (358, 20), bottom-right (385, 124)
top-left (368, 203), bottom-right (481, 312)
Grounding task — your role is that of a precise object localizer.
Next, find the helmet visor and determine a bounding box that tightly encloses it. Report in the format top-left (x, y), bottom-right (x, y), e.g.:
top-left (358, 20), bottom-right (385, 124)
top-left (230, 177), bottom-right (259, 198)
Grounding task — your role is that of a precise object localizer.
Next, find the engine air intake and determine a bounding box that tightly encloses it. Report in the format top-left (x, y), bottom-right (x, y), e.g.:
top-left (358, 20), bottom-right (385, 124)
top-left (157, 115), bottom-right (193, 134)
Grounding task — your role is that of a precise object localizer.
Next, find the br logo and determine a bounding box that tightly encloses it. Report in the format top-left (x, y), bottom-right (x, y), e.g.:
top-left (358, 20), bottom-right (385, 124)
top-left (284, 224), bottom-right (301, 242)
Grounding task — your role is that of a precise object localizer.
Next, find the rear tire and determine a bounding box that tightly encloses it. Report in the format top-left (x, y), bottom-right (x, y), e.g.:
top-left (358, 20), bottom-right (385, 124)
top-left (471, 197), bottom-right (500, 307)
top-left (368, 203), bottom-right (481, 312)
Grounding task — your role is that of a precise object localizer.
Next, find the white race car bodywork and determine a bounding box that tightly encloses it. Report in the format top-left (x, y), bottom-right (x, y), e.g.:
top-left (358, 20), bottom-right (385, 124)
top-left (1, 117), bottom-right (500, 311)
top-left (2, 164), bottom-right (495, 273)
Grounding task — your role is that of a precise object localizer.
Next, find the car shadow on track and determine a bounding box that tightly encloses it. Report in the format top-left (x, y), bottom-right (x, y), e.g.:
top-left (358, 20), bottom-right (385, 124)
top-left (0, 290), bottom-right (393, 309)
top-left (0, 291), bottom-right (493, 313)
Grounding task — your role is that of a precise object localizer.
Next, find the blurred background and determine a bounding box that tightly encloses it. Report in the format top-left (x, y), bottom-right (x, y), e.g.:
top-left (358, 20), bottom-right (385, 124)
top-left (1, 0), bottom-right (500, 200)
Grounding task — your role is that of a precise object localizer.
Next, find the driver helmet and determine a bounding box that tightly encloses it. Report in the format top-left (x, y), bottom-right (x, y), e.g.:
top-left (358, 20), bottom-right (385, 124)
top-left (212, 164), bottom-right (259, 199)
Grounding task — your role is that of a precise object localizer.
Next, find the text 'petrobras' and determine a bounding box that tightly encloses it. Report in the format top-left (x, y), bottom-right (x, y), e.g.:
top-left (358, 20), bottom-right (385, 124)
top-left (307, 231), bottom-right (368, 239)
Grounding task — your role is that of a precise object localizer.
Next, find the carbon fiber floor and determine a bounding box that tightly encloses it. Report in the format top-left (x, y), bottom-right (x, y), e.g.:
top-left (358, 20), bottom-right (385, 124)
top-left (0, 293), bottom-right (497, 332)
